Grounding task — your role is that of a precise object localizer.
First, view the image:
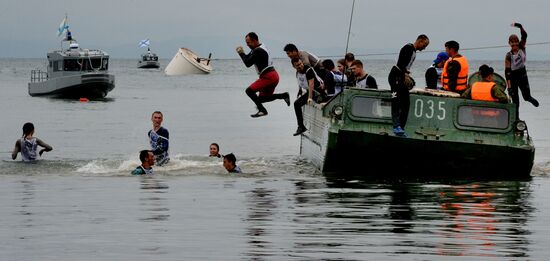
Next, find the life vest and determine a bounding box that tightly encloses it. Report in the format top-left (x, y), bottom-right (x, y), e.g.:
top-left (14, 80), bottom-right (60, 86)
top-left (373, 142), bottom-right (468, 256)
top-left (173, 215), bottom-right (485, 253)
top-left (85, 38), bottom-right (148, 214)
top-left (255, 44), bottom-right (274, 75)
top-left (442, 56), bottom-right (469, 92)
top-left (148, 127), bottom-right (169, 165)
top-left (20, 137), bottom-right (38, 161)
top-left (330, 71), bottom-right (345, 95)
top-left (435, 66), bottom-right (443, 89)
top-left (508, 49), bottom-right (526, 71)
top-left (296, 68), bottom-right (310, 91)
top-left (296, 67), bottom-right (323, 91)
top-left (471, 82), bottom-right (498, 102)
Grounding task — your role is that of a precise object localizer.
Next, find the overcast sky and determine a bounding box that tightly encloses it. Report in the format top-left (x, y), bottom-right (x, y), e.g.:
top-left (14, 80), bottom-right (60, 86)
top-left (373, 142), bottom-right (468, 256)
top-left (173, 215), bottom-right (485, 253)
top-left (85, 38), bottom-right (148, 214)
top-left (2, 0), bottom-right (550, 60)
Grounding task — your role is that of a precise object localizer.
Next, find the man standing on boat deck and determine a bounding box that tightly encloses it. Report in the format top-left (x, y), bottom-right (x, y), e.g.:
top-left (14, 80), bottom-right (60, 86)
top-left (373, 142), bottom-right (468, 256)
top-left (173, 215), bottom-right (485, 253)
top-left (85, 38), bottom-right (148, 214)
top-left (388, 34), bottom-right (430, 137)
top-left (442, 40), bottom-right (469, 94)
top-left (148, 111), bottom-right (170, 166)
top-left (236, 32), bottom-right (290, 118)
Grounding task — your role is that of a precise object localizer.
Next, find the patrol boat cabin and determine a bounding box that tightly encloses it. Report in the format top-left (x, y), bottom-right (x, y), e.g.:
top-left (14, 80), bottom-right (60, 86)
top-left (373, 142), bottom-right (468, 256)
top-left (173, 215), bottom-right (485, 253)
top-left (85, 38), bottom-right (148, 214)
top-left (28, 41), bottom-right (115, 99)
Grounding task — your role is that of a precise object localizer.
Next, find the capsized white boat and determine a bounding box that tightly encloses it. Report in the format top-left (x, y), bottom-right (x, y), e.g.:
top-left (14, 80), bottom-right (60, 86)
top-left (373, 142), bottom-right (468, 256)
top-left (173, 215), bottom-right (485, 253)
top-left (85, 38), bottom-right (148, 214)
top-left (164, 48), bottom-right (212, 75)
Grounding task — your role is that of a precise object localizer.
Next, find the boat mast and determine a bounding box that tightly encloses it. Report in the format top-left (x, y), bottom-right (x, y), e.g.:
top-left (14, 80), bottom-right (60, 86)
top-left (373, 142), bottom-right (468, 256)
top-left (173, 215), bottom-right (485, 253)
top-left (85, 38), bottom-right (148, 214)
top-left (344, 0), bottom-right (355, 55)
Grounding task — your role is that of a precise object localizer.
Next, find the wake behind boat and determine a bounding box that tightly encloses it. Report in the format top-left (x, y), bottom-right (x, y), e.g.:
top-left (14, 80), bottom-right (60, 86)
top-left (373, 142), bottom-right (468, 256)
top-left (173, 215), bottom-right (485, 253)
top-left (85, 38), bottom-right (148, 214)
top-left (28, 16), bottom-right (115, 99)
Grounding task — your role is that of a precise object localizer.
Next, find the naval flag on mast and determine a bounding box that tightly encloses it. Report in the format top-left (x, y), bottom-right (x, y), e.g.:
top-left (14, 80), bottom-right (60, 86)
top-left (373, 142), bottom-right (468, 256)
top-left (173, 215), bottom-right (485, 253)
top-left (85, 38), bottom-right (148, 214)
top-left (57, 16), bottom-right (69, 37)
top-left (139, 39), bottom-right (150, 48)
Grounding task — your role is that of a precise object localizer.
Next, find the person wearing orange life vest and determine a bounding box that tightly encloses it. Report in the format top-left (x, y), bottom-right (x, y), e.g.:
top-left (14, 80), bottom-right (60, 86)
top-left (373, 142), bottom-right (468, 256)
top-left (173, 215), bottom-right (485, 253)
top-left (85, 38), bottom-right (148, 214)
top-left (441, 40), bottom-right (469, 93)
top-left (462, 64), bottom-right (509, 103)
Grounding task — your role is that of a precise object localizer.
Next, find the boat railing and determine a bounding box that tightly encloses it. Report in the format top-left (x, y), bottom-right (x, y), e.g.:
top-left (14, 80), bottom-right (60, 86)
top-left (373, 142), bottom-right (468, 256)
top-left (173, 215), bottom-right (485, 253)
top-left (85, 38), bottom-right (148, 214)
top-left (30, 70), bottom-right (48, 83)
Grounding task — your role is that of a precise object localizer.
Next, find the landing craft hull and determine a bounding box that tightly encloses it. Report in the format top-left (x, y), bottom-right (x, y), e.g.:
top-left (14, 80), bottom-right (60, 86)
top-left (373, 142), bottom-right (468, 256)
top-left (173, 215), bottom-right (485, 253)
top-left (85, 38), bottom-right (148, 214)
top-left (299, 87), bottom-right (535, 178)
top-left (318, 130), bottom-right (535, 177)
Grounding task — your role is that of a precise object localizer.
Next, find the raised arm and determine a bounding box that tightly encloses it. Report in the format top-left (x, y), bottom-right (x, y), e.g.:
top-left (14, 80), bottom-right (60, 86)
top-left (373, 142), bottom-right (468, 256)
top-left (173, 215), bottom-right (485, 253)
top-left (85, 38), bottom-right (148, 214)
top-left (515, 23), bottom-right (527, 49)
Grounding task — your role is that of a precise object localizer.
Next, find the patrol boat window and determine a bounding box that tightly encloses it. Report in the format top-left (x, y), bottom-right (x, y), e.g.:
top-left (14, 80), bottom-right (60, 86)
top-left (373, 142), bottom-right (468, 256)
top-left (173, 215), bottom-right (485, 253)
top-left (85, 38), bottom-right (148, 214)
top-left (457, 106), bottom-right (509, 129)
top-left (350, 96), bottom-right (392, 119)
top-left (64, 58), bottom-right (108, 71)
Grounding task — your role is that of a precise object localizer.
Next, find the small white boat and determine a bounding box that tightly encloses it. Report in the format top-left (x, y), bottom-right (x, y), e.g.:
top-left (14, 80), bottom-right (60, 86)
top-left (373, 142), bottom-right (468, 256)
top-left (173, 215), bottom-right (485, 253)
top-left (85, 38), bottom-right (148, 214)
top-left (164, 48), bottom-right (212, 75)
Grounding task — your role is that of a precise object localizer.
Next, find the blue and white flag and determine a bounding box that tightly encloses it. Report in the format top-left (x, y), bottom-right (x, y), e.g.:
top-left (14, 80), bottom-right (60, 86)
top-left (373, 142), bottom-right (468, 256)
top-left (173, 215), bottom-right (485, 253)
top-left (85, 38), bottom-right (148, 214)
top-left (139, 39), bottom-right (150, 48)
top-left (57, 16), bottom-right (69, 37)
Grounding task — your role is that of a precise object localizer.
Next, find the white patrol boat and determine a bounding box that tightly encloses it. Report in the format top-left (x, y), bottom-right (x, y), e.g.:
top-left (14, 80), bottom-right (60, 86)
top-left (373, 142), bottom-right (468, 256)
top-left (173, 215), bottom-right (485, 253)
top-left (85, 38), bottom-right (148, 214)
top-left (29, 34), bottom-right (115, 99)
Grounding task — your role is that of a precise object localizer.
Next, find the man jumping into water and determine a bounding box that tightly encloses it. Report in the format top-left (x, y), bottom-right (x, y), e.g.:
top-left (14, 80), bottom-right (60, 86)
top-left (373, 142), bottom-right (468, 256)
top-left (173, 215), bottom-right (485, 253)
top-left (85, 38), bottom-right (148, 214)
top-left (236, 32), bottom-right (290, 117)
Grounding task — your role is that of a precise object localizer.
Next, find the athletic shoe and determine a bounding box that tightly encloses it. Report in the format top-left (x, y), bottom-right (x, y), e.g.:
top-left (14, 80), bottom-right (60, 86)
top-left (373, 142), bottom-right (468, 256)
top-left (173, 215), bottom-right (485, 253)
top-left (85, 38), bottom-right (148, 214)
top-left (250, 111), bottom-right (268, 118)
top-left (283, 92), bottom-right (290, 106)
top-left (530, 98), bottom-right (539, 107)
top-left (393, 126), bottom-right (405, 137)
top-left (293, 126), bottom-right (307, 136)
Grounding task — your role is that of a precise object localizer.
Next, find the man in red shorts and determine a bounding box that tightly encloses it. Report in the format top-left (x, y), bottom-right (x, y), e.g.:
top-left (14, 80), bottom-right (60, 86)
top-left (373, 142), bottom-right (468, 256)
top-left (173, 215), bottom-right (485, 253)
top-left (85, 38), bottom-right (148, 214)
top-left (236, 32), bottom-right (290, 117)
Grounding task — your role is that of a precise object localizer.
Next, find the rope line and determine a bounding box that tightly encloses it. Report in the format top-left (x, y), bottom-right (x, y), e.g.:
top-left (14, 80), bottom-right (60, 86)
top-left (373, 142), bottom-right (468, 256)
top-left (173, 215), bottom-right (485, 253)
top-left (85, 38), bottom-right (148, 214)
top-left (317, 41), bottom-right (550, 59)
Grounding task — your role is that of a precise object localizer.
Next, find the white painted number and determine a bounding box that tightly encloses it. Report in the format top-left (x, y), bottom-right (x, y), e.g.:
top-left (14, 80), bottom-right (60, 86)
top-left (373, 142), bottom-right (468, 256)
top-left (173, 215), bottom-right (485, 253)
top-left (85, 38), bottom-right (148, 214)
top-left (426, 100), bottom-right (434, 118)
top-left (437, 101), bottom-right (446, 120)
top-left (414, 99), bottom-right (446, 120)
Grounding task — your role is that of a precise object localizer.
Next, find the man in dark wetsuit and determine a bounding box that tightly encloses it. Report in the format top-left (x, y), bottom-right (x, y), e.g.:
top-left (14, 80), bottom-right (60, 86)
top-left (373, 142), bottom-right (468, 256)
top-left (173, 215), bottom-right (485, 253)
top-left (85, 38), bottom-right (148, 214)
top-left (237, 32), bottom-right (290, 118)
top-left (505, 22), bottom-right (539, 111)
top-left (388, 34), bottom-right (429, 137)
top-left (148, 111), bottom-right (169, 166)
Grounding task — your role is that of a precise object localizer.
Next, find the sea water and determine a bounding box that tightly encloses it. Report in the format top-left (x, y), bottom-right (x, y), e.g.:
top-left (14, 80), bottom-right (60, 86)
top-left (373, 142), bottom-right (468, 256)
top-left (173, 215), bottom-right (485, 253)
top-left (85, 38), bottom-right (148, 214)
top-left (1, 58), bottom-right (550, 260)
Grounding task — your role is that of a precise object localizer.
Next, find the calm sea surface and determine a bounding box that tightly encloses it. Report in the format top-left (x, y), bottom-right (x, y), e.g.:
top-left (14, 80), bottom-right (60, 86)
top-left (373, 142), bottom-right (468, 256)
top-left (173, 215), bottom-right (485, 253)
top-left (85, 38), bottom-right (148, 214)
top-left (1, 57), bottom-right (550, 260)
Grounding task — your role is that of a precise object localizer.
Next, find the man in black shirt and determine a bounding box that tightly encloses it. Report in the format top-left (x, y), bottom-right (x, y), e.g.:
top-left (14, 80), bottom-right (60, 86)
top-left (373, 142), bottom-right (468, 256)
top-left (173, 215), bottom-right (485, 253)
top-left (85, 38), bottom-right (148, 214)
top-left (388, 34), bottom-right (429, 137)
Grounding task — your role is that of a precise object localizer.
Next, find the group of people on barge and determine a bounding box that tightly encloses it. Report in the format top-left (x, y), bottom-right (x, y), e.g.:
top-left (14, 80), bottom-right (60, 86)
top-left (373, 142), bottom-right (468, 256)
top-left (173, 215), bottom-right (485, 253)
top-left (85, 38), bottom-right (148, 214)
top-left (235, 23), bottom-right (539, 137)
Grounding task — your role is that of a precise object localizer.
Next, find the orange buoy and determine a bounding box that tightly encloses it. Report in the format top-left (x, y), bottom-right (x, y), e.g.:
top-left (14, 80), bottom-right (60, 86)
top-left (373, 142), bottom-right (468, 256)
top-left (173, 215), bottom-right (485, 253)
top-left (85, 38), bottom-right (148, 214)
top-left (79, 98), bottom-right (89, 102)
